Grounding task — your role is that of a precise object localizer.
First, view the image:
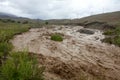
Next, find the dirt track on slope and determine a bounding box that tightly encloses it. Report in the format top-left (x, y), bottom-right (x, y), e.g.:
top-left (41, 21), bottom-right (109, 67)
top-left (11, 25), bottom-right (120, 80)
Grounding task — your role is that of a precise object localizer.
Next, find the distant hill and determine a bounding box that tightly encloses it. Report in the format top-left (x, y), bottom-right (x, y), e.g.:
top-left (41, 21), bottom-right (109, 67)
top-left (0, 12), bottom-right (18, 19)
top-left (1, 11), bottom-right (120, 30)
top-left (46, 11), bottom-right (120, 30)
top-left (78, 11), bottom-right (120, 30)
top-left (0, 12), bottom-right (39, 24)
top-left (76, 11), bottom-right (120, 25)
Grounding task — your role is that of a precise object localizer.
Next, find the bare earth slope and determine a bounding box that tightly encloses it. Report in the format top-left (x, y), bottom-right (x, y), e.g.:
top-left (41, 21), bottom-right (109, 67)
top-left (11, 25), bottom-right (120, 80)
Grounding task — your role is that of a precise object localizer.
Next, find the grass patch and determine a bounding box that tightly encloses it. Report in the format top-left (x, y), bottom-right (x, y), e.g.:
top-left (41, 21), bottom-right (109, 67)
top-left (0, 52), bottom-right (44, 80)
top-left (0, 21), bottom-right (30, 42)
top-left (0, 19), bottom-right (30, 59)
top-left (51, 33), bottom-right (63, 41)
top-left (0, 19), bottom-right (45, 80)
top-left (0, 42), bottom-right (13, 57)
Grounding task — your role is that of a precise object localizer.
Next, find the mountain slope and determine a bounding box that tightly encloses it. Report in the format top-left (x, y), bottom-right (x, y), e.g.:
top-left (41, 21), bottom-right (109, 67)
top-left (0, 12), bottom-right (18, 18)
top-left (46, 11), bottom-right (120, 28)
top-left (76, 11), bottom-right (120, 26)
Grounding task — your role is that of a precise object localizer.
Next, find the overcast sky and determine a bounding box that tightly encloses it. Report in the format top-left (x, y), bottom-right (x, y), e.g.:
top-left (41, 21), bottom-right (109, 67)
top-left (0, 0), bottom-right (120, 19)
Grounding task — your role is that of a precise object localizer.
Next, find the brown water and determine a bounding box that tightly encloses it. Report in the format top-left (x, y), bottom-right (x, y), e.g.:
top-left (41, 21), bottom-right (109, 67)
top-left (11, 25), bottom-right (120, 80)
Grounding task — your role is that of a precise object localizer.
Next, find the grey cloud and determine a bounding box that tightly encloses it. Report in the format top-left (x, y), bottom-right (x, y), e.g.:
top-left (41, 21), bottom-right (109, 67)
top-left (0, 0), bottom-right (120, 19)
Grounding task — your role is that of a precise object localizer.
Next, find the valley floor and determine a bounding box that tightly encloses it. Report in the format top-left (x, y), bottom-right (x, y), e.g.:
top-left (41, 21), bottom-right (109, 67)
top-left (11, 25), bottom-right (120, 80)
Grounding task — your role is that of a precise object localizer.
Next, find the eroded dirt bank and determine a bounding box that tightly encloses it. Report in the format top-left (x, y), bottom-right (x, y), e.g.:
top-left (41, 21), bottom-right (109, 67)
top-left (11, 25), bottom-right (120, 80)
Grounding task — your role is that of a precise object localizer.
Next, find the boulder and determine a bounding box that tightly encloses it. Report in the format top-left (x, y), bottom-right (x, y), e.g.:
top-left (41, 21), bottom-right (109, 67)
top-left (77, 28), bottom-right (95, 34)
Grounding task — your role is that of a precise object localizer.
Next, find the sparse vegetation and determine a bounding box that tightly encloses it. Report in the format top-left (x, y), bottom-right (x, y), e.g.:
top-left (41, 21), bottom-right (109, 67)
top-left (22, 21), bottom-right (29, 24)
top-left (0, 19), bottom-right (16, 23)
top-left (103, 26), bottom-right (120, 46)
top-left (51, 33), bottom-right (63, 41)
top-left (103, 30), bottom-right (113, 35)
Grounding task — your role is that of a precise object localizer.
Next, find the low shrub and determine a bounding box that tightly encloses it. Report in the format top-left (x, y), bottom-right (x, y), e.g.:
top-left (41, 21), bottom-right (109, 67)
top-left (103, 26), bottom-right (120, 46)
top-left (113, 36), bottom-right (120, 46)
top-left (103, 30), bottom-right (113, 35)
top-left (22, 21), bottom-right (28, 24)
top-left (51, 34), bottom-right (63, 41)
top-left (45, 21), bottom-right (48, 25)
